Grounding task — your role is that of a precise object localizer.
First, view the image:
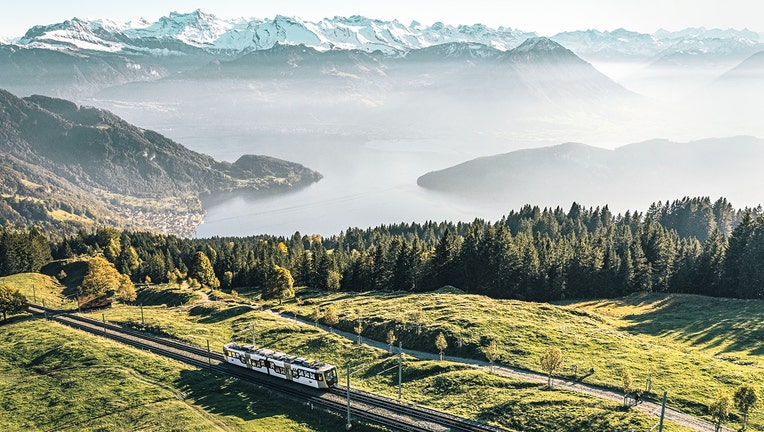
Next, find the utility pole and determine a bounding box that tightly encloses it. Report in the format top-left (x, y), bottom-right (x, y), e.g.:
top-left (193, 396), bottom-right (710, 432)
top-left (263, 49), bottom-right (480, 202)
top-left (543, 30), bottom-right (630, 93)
top-left (75, 294), bottom-right (81, 313)
top-left (252, 322), bottom-right (255, 347)
top-left (398, 341), bottom-right (403, 401)
top-left (102, 313), bottom-right (106, 333)
top-left (658, 391), bottom-right (667, 432)
top-left (140, 303), bottom-right (144, 326)
top-left (32, 284), bottom-right (36, 303)
top-left (346, 363), bottom-right (351, 430)
top-left (207, 339), bottom-right (212, 375)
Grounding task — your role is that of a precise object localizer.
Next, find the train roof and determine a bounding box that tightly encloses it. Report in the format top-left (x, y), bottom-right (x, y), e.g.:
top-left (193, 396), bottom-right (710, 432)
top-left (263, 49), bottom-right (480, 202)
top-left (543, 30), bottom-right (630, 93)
top-left (224, 342), bottom-right (335, 371)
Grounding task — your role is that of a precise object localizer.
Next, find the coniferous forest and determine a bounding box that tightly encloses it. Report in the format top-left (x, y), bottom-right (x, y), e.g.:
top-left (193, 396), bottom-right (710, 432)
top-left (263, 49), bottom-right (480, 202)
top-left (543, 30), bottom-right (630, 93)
top-left (3, 196), bottom-right (764, 302)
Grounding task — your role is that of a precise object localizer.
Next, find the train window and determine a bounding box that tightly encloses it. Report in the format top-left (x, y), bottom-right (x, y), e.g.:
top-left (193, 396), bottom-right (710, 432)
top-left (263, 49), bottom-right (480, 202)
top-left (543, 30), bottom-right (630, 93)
top-left (316, 374), bottom-right (323, 381)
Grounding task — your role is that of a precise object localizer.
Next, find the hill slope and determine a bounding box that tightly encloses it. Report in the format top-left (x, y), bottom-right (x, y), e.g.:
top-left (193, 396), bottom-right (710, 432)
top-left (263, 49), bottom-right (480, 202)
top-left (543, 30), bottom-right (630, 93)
top-left (417, 136), bottom-right (764, 211)
top-left (0, 88), bottom-right (322, 236)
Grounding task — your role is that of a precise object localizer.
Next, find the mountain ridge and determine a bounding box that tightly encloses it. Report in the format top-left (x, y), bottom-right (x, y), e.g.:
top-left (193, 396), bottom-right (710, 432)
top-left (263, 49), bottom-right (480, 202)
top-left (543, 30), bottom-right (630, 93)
top-left (417, 137), bottom-right (764, 212)
top-left (9, 10), bottom-right (760, 63)
top-left (0, 88), bottom-right (322, 236)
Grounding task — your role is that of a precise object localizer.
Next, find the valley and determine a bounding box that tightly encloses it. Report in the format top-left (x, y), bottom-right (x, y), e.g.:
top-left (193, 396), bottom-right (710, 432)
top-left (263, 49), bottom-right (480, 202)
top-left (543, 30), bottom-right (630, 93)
top-left (1, 5), bottom-right (763, 432)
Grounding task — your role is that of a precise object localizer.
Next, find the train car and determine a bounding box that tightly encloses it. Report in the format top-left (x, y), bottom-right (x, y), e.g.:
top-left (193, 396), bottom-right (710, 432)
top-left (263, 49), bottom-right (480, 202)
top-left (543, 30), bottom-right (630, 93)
top-left (223, 342), bottom-right (338, 389)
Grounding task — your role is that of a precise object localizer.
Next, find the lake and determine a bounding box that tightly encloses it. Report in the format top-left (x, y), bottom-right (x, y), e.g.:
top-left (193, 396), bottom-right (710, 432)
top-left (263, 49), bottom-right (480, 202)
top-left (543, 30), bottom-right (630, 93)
top-left (160, 129), bottom-right (513, 238)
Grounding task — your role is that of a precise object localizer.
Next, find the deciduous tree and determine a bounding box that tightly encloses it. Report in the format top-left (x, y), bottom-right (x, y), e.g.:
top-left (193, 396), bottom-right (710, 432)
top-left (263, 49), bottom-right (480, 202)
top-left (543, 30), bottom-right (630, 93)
top-left (540, 346), bottom-right (564, 388)
top-left (435, 332), bottom-right (448, 361)
top-left (622, 369), bottom-right (634, 395)
top-left (485, 339), bottom-right (500, 373)
top-left (81, 256), bottom-right (122, 298)
top-left (323, 305), bottom-right (339, 332)
top-left (354, 317), bottom-right (363, 344)
top-left (734, 382), bottom-right (759, 430)
top-left (709, 389), bottom-right (732, 432)
top-left (115, 273), bottom-right (136, 303)
top-left (189, 251), bottom-right (219, 288)
top-left (0, 285), bottom-right (26, 320)
top-left (311, 306), bottom-right (321, 327)
top-left (262, 265), bottom-right (294, 304)
top-left (386, 329), bottom-right (397, 353)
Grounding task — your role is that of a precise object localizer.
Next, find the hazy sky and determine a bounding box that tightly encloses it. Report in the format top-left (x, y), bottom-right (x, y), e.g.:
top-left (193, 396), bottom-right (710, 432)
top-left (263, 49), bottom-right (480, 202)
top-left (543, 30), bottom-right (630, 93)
top-left (1, 0), bottom-right (761, 39)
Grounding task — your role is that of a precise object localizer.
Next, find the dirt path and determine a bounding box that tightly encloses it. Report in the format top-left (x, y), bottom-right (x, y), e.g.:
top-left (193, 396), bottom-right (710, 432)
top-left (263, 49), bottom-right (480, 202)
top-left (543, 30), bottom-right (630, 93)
top-left (264, 308), bottom-right (728, 432)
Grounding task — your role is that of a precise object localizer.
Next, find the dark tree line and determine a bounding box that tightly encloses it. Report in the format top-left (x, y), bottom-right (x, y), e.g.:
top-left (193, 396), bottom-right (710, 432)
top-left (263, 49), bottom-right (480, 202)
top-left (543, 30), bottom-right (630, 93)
top-left (0, 227), bottom-right (52, 275)
top-left (4, 196), bottom-right (758, 302)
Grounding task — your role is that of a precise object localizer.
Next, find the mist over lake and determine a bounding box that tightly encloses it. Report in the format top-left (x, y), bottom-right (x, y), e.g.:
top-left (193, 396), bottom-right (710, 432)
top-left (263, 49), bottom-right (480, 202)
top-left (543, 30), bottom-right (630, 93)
top-left (136, 126), bottom-right (514, 238)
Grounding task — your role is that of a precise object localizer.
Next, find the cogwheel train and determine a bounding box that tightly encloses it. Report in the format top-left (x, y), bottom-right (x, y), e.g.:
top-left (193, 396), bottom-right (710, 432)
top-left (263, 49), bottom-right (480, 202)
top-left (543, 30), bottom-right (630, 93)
top-left (223, 342), bottom-right (338, 389)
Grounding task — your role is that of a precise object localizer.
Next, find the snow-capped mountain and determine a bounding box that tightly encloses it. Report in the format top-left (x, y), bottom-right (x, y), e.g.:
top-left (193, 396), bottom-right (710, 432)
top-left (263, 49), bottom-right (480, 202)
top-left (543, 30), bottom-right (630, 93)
top-left (551, 29), bottom-right (663, 61)
top-left (552, 27), bottom-right (762, 64)
top-left (652, 35), bottom-right (763, 67)
top-left (15, 9), bottom-right (537, 56)
top-left (13, 9), bottom-right (761, 67)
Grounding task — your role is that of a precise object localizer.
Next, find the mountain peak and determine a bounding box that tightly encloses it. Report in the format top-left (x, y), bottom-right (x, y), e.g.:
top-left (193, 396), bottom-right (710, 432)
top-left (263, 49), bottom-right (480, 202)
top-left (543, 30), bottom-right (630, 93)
top-left (513, 37), bottom-right (565, 53)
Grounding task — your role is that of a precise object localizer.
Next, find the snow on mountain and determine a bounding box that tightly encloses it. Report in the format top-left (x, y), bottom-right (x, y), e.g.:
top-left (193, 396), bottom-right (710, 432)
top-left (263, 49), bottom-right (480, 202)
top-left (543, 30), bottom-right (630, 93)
top-left (127, 10), bottom-right (238, 46)
top-left (15, 10), bottom-right (536, 56)
top-left (553, 27), bottom-right (762, 63)
top-left (653, 36), bottom-right (763, 66)
top-left (552, 29), bottom-right (663, 61)
top-left (12, 10), bottom-right (763, 65)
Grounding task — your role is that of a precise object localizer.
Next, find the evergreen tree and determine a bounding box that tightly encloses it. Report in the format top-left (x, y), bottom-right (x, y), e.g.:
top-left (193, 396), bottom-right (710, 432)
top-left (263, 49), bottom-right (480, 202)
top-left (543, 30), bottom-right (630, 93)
top-left (724, 213), bottom-right (758, 298)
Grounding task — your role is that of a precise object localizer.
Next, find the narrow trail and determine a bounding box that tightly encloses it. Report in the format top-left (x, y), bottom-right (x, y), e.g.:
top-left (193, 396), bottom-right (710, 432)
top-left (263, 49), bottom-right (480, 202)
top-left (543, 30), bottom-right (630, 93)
top-left (261, 308), bottom-right (728, 432)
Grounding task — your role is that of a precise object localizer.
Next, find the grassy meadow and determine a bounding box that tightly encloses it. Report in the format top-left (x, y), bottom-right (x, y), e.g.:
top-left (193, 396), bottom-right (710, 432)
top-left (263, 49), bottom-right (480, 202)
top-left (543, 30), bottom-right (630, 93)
top-left (79, 284), bottom-right (690, 431)
top-left (0, 317), bottom-right (381, 432)
top-left (2, 272), bottom-right (757, 431)
top-left (265, 287), bottom-right (763, 429)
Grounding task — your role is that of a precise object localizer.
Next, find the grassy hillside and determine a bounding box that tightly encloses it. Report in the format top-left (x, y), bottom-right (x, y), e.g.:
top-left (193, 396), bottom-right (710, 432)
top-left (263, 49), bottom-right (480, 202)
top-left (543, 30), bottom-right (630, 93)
top-left (262, 288), bottom-right (763, 429)
top-left (83, 287), bottom-right (689, 432)
top-left (0, 318), bottom-right (381, 432)
top-left (567, 293), bottom-right (764, 364)
top-left (0, 272), bottom-right (78, 311)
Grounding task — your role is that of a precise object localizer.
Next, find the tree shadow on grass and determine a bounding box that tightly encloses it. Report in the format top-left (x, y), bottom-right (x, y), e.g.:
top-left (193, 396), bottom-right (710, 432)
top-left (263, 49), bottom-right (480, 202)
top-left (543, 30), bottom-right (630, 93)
top-left (195, 305), bottom-right (254, 324)
top-left (175, 368), bottom-right (363, 430)
top-left (612, 295), bottom-right (764, 357)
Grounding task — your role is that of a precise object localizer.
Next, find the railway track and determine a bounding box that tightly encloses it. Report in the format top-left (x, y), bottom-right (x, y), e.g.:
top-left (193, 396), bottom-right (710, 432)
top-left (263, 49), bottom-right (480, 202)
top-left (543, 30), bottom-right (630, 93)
top-left (28, 304), bottom-right (507, 432)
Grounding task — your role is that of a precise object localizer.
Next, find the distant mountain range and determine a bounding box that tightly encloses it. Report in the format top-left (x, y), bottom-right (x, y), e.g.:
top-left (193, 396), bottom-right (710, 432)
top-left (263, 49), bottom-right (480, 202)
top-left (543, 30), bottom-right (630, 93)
top-left (417, 137), bottom-right (764, 211)
top-left (7, 10), bottom-right (762, 64)
top-left (0, 10), bottom-right (760, 101)
top-left (0, 88), bottom-right (321, 236)
top-left (88, 36), bottom-right (631, 141)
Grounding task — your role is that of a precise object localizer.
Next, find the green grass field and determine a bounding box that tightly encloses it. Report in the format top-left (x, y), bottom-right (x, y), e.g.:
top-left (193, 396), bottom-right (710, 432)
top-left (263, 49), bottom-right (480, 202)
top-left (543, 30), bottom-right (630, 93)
top-left (0, 317), bottom-right (381, 432)
top-left (1, 273), bottom-right (754, 431)
top-left (82, 287), bottom-right (691, 431)
top-left (0, 272), bottom-right (79, 310)
top-left (266, 288), bottom-right (762, 429)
